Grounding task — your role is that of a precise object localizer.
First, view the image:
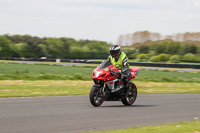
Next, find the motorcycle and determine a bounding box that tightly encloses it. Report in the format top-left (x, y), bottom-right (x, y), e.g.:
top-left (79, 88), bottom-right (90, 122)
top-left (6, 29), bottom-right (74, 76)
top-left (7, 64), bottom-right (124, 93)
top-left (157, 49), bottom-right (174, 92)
top-left (89, 60), bottom-right (140, 107)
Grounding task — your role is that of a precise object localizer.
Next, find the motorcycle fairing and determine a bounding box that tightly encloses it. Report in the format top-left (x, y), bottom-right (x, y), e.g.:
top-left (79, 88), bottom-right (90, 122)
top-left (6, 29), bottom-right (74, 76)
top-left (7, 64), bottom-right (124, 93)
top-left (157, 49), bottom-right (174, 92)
top-left (93, 64), bottom-right (139, 81)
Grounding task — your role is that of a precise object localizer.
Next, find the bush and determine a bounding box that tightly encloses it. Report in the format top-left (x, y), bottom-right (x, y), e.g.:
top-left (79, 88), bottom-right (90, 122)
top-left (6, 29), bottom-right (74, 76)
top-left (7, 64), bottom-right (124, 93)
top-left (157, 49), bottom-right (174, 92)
top-left (149, 54), bottom-right (170, 62)
top-left (129, 53), bottom-right (138, 59)
top-left (136, 54), bottom-right (149, 62)
top-left (181, 53), bottom-right (196, 62)
top-left (158, 53), bottom-right (170, 62)
top-left (149, 56), bottom-right (160, 62)
top-left (169, 55), bottom-right (180, 63)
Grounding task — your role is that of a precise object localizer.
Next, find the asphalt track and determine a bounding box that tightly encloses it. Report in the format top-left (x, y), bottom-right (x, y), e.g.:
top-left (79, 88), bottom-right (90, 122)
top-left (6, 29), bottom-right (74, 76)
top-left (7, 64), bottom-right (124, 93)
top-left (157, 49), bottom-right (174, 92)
top-left (0, 94), bottom-right (200, 133)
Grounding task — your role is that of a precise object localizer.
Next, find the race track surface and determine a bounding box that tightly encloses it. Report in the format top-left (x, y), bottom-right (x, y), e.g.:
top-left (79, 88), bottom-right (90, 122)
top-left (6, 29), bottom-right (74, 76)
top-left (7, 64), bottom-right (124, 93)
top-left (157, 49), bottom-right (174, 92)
top-left (0, 94), bottom-right (200, 133)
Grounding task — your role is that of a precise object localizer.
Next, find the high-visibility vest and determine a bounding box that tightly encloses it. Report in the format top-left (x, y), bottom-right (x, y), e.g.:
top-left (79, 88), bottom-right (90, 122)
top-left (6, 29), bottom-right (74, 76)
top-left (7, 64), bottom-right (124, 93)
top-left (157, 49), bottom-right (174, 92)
top-left (110, 51), bottom-right (129, 69)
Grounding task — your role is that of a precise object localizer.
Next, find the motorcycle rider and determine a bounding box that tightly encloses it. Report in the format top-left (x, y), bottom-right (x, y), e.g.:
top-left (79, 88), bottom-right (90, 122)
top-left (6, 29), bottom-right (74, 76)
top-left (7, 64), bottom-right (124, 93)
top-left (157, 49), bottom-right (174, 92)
top-left (107, 45), bottom-right (131, 96)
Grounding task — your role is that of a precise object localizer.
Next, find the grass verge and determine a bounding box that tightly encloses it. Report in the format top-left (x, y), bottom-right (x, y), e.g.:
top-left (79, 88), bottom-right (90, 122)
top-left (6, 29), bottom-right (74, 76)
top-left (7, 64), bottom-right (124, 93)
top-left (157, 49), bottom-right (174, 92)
top-left (0, 62), bottom-right (200, 83)
top-left (0, 80), bottom-right (200, 97)
top-left (86, 120), bottom-right (200, 133)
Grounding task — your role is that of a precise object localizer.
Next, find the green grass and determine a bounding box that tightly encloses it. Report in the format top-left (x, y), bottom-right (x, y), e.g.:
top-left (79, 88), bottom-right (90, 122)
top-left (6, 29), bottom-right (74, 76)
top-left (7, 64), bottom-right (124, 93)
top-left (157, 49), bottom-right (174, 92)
top-left (86, 120), bottom-right (200, 133)
top-left (0, 80), bottom-right (199, 97)
top-left (138, 69), bottom-right (200, 83)
top-left (0, 62), bottom-right (200, 82)
top-left (0, 80), bottom-right (91, 97)
top-left (0, 62), bottom-right (92, 80)
top-left (0, 62), bottom-right (199, 97)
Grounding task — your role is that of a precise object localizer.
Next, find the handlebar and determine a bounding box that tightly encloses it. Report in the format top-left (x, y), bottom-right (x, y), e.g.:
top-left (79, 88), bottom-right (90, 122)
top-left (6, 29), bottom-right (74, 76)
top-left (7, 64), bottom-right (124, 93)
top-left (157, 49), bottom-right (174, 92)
top-left (109, 69), bottom-right (121, 75)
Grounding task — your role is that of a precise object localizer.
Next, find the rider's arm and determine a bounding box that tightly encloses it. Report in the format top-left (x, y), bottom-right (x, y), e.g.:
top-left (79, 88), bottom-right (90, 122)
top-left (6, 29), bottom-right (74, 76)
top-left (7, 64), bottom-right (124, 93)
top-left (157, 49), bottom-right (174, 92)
top-left (121, 57), bottom-right (131, 77)
top-left (107, 56), bottom-right (111, 62)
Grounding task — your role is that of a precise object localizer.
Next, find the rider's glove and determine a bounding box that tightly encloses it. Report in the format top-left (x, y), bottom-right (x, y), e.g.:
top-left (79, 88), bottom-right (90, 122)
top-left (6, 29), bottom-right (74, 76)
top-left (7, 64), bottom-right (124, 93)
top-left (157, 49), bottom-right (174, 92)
top-left (115, 70), bottom-right (121, 75)
top-left (121, 73), bottom-right (127, 79)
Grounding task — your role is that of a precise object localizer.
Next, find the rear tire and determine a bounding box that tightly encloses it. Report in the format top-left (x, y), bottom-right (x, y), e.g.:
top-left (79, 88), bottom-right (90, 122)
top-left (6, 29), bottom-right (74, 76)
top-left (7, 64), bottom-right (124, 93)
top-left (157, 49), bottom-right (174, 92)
top-left (121, 82), bottom-right (137, 106)
top-left (89, 86), bottom-right (105, 107)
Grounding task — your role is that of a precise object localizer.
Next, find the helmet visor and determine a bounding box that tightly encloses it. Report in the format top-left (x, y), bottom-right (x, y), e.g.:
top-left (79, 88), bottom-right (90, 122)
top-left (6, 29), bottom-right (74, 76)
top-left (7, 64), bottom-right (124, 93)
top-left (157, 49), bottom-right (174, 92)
top-left (110, 49), bottom-right (120, 57)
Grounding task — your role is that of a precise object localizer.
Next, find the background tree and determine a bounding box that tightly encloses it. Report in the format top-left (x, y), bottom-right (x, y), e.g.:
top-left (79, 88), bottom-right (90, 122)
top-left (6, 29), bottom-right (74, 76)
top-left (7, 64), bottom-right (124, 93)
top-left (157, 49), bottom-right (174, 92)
top-left (13, 43), bottom-right (29, 57)
top-left (46, 38), bottom-right (67, 58)
top-left (1, 33), bottom-right (200, 62)
top-left (0, 36), bottom-right (14, 57)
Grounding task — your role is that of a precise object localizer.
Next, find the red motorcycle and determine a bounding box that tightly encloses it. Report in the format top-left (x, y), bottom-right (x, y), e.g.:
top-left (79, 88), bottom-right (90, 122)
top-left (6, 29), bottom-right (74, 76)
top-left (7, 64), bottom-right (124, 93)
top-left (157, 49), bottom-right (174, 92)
top-left (89, 60), bottom-right (140, 107)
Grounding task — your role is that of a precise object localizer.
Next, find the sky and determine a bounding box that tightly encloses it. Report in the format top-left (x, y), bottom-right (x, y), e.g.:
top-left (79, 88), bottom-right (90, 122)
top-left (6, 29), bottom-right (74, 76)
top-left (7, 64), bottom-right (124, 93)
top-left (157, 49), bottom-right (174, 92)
top-left (0, 0), bottom-right (200, 44)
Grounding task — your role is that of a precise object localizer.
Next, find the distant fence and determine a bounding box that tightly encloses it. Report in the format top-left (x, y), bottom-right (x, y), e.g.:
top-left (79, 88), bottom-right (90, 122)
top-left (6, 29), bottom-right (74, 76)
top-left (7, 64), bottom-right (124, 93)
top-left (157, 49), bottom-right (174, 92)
top-left (1, 57), bottom-right (200, 69)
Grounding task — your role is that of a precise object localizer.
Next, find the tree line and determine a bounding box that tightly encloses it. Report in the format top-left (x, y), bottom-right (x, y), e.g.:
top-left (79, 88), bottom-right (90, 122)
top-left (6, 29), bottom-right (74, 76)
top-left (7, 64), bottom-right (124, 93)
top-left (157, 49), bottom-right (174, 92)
top-left (0, 33), bottom-right (200, 63)
top-left (0, 34), bottom-right (110, 59)
top-left (123, 39), bottom-right (200, 63)
top-left (117, 31), bottom-right (200, 46)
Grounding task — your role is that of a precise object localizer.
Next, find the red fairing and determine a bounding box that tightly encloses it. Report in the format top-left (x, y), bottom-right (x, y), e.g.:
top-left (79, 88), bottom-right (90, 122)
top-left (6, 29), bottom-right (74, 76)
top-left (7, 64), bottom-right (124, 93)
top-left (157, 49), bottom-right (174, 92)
top-left (93, 64), bottom-right (139, 81)
top-left (93, 64), bottom-right (120, 81)
top-left (128, 67), bottom-right (140, 80)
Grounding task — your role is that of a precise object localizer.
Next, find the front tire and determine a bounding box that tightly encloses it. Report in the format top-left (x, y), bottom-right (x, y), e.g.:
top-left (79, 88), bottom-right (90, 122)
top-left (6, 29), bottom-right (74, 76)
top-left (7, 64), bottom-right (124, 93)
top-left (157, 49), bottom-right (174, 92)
top-left (121, 82), bottom-right (137, 106)
top-left (89, 86), bottom-right (105, 107)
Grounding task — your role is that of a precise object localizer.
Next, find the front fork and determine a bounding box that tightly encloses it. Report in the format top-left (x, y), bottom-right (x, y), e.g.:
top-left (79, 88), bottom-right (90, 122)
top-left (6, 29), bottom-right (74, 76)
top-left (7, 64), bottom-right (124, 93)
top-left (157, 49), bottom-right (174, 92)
top-left (93, 84), bottom-right (106, 98)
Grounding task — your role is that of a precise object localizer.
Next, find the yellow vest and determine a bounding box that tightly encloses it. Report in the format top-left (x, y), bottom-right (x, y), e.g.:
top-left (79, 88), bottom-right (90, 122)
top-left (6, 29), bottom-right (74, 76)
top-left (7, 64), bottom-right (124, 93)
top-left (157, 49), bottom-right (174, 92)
top-left (110, 51), bottom-right (129, 69)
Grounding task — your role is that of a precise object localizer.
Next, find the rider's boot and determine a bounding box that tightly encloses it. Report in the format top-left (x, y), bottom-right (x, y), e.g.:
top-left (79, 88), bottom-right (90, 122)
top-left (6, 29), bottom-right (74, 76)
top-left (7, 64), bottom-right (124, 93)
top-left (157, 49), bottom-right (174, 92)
top-left (122, 77), bottom-right (131, 97)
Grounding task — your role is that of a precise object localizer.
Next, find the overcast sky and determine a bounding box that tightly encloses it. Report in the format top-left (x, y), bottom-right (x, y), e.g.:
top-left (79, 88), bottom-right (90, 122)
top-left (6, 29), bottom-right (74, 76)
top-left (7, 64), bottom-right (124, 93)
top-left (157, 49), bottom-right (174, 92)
top-left (0, 0), bottom-right (200, 43)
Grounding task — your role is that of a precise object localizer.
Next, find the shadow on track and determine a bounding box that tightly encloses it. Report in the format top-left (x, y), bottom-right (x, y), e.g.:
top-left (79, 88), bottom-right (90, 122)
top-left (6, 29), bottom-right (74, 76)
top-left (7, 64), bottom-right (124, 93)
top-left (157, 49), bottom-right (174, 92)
top-left (101, 104), bottom-right (157, 108)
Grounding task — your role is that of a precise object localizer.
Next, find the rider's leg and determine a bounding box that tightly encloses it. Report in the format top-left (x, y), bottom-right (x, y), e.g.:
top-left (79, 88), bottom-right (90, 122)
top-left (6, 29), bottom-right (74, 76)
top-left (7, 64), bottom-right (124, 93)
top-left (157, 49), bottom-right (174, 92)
top-left (122, 77), bottom-right (130, 96)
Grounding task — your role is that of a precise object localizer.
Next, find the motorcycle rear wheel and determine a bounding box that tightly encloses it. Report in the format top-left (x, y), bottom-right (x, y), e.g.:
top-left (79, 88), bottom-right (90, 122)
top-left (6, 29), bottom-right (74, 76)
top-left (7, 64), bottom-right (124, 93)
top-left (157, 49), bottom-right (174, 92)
top-left (121, 82), bottom-right (137, 106)
top-left (89, 86), bottom-right (105, 107)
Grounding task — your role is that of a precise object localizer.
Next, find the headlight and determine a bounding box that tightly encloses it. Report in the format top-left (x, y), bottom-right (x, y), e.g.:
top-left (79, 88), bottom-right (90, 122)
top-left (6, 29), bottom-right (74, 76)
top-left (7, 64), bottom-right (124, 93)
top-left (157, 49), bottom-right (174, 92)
top-left (95, 70), bottom-right (103, 78)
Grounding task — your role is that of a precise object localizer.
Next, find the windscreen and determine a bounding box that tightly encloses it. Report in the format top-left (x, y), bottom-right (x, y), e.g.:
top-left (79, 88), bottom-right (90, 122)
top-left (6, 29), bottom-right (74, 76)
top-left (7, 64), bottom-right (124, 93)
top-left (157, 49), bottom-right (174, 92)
top-left (99, 60), bottom-right (112, 69)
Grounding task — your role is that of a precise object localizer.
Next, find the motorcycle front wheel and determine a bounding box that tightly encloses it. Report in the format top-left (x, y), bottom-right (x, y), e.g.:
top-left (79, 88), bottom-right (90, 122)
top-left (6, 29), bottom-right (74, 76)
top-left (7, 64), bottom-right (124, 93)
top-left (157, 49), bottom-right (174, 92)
top-left (121, 82), bottom-right (137, 106)
top-left (89, 86), bottom-right (105, 107)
